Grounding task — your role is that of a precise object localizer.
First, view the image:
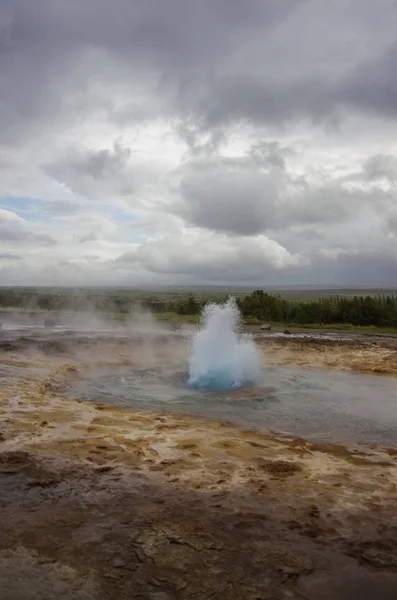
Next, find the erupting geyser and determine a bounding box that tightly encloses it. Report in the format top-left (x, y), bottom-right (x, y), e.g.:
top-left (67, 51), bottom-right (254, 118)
top-left (188, 297), bottom-right (260, 392)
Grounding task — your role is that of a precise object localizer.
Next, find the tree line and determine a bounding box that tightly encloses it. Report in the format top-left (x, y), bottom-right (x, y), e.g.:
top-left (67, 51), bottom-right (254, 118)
top-left (1, 288), bottom-right (397, 328)
top-left (236, 290), bottom-right (397, 327)
top-left (144, 290), bottom-right (397, 327)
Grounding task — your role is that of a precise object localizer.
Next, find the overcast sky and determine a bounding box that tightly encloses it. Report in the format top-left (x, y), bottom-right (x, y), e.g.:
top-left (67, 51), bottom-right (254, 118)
top-left (1, 0), bottom-right (397, 287)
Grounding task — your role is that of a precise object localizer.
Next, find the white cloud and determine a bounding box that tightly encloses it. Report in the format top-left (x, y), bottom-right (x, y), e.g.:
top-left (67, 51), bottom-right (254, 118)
top-left (117, 229), bottom-right (305, 280)
top-left (1, 0), bottom-right (397, 286)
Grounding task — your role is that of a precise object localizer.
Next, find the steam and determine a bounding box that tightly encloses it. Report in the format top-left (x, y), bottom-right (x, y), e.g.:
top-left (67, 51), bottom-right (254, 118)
top-left (188, 297), bottom-right (260, 392)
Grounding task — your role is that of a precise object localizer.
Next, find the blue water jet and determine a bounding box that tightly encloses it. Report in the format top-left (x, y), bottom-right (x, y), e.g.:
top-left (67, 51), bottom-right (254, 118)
top-left (187, 297), bottom-right (260, 392)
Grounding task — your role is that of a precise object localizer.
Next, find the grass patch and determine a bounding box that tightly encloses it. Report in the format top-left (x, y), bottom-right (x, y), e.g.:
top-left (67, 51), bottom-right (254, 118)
top-left (154, 312), bottom-right (200, 325)
top-left (153, 314), bottom-right (397, 333)
top-left (284, 323), bottom-right (397, 334)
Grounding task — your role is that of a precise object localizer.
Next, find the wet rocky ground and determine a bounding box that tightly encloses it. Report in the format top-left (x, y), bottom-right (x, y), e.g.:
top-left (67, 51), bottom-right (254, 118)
top-left (0, 330), bottom-right (396, 599)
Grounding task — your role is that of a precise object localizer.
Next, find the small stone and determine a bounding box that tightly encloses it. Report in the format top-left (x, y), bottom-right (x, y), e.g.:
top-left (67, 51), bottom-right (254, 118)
top-left (38, 556), bottom-right (56, 564)
top-left (362, 549), bottom-right (397, 569)
top-left (95, 465), bottom-right (114, 472)
top-left (104, 571), bottom-right (118, 579)
top-left (308, 504), bottom-right (320, 518)
top-left (112, 557), bottom-right (127, 568)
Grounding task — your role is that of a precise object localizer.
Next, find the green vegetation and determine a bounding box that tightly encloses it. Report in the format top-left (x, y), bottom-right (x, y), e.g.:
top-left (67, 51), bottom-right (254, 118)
top-left (1, 287), bottom-right (397, 330)
top-left (237, 290), bottom-right (397, 328)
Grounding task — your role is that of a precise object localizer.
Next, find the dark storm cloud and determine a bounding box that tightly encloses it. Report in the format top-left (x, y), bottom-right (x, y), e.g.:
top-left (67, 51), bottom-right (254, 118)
top-left (186, 77), bottom-right (336, 131)
top-left (341, 42), bottom-right (397, 120)
top-left (45, 143), bottom-right (134, 198)
top-left (46, 143), bottom-right (128, 180)
top-left (1, 0), bottom-right (397, 286)
top-left (1, 0), bottom-right (396, 144)
top-left (176, 152), bottom-right (383, 236)
top-left (0, 0), bottom-right (298, 142)
top-left (169, 2), bottom-right (397, 131)
top-left (303, 251), bottom-right (397, 287)
top-left (181, 42), bottom-right (397, 132)
top-left (239, 248), bottom-right (397, 287)
top-left (362, 154), bottom-right (397, 182)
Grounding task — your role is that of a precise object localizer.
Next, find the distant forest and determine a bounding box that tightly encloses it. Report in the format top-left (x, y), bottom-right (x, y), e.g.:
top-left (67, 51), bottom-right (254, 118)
top-left (1, 287), bottom-right (397, 328)
top-left (147, 290), bottom-right (397, 328)
top-left (237, 290), bottom-right (397, 327)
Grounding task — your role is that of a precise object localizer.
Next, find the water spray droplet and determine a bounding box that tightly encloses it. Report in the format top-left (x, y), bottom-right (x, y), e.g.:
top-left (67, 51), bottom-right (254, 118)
top-left (187, 297), bottom-right (260, 392)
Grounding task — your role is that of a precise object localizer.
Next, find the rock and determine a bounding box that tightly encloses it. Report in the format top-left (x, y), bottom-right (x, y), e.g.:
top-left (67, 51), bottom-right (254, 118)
top-left (95, 465), bottom-right (114, 473)
top-left (260, 324), bottom-right (272, 331)
top-left (44, 318), bottom-right (56, 328)
top-left (256, 459), bottom-right (302, 477)
top-left (0, 451), bottom-right (31, 473)
top-left (361, 549), bottom-right (397, 569)
top-left (308, 504), bottom-right (320, 519)
top-left (284, 329), bottom-right (292, 335)
top-left (27, 474), bottom-right (61, 487)
top-left (112, 557), bottom-right (127, 568)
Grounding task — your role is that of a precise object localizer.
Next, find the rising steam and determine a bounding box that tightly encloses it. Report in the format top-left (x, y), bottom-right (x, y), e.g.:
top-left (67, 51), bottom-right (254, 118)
top-left (187, 297), bottom-right (260, 392)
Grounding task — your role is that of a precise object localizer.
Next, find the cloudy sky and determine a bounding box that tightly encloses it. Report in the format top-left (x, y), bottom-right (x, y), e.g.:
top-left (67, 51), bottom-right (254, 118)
top-left (1, 0), bottom-right (397, 287)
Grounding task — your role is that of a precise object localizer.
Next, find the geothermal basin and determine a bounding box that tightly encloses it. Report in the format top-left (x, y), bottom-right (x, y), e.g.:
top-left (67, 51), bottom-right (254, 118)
top-left (1, 304), bottom-right (397, 599)
top-left (67, 363), bottom-right (397, 447)
top-left (65, 299), bottom-right (397, 448)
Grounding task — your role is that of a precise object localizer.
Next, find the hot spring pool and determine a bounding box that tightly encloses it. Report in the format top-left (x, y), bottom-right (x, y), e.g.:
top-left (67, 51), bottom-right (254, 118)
top-left (66, 364), bottom-right (397, 447)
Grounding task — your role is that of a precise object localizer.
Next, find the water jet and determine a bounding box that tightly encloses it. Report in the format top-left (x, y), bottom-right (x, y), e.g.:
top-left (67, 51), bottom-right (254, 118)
top-left (187, 298), bottom-right (260, 392)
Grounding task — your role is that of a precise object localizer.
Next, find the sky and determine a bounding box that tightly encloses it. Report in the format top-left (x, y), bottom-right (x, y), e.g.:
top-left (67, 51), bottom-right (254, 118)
top-left (1, 0), bottom-right (397, 287)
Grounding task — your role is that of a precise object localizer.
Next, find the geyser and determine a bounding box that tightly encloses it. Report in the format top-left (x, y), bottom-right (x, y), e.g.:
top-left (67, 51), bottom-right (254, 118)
top-left (187, 297), bottom-right (260, 392)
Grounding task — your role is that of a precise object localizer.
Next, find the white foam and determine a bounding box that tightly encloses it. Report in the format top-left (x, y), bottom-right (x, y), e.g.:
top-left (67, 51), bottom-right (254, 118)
top-left (188, 298), bottom-right (260, 391)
